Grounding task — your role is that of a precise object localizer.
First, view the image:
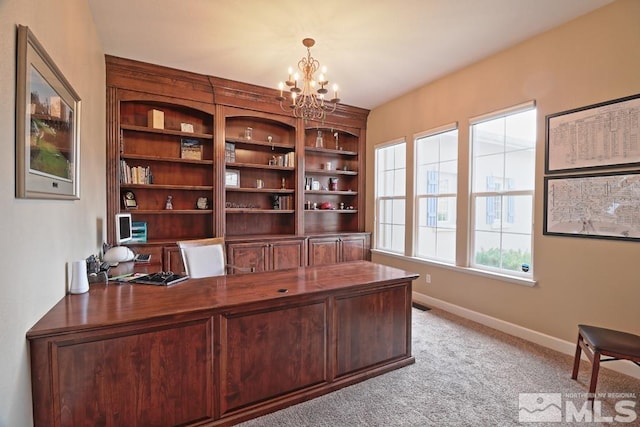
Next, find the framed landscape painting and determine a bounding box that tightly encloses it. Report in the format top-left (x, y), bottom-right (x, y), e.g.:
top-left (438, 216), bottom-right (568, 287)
top-left (15, 25), bottom-right (81, 199)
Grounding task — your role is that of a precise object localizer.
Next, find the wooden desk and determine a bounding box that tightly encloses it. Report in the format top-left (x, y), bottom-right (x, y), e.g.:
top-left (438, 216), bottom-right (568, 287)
top-left (27, 261), bottom-right (418, 427)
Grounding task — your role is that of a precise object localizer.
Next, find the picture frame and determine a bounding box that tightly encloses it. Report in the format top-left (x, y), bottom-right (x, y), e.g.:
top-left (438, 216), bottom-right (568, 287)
top-left (15, 25), bottom-right (81, 199)
top-left (225, 169), bottom-right (240, 188)
top-left (543, 171), bottom-right (640, 241)
top-left (180, 138), bottom-right (202, 160)
top-left (545, 93), bottom-right (640, 174)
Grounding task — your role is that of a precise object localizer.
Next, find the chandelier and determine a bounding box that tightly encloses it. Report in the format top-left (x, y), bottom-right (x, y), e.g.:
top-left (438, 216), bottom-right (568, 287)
top-left (276, 38), bottom-right (340, 120)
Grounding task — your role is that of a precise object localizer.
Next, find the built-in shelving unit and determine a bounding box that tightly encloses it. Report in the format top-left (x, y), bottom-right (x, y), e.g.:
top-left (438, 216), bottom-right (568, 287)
top-left (117, 100), bottom-right (215, 244)
top-left (106, 55), bottom-right (369, 272)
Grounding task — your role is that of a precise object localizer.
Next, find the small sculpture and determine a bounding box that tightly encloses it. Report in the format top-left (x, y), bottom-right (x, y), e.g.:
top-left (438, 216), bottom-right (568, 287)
top-left (165, 195), bottom-right (173, 210)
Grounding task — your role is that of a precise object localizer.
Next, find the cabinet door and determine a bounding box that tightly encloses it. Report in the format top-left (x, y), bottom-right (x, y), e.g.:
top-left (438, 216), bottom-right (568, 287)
top-left (334, 284), bottom-right (410, 377)
top-left (271, 239), bottom-right (305, 270)
top-left (219, 301), bottom-right (326, 414)
top-left (165, 246), bottom-right (185, 274)
top-left (52, 318), bottom-right (214, 426)
top-left (227, 242), bottom-right (269, 273)
top-left (307, 237), bottom-right (340, 266)
top-left (341, 235), bottom-right (370, 262)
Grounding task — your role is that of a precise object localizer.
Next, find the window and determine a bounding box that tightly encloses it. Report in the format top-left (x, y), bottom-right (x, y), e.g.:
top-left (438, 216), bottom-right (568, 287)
top-left (415, 127), bottom-right (458, 263)
top-left (470, 104), bottom-right (536, 276)
top-left (375, 141), bottom-right (406, 253)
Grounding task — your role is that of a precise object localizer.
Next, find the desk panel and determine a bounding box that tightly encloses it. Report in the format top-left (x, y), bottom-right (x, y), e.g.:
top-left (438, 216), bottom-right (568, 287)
top-left (53, 317), bottom-right (213, 427)
top-left (220, 301), bottom-right (326, 414)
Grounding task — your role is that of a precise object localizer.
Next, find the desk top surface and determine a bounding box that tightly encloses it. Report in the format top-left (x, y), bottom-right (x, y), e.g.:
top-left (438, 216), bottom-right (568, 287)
top-left (27, 261), bottom-right (418, 339)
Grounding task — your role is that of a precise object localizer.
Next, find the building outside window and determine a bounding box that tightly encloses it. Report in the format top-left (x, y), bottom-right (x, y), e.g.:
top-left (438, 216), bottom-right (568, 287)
top-left (415, 127), bottom-right (458, 263)
top-left (375, 141), bottom-right (406, 254)
top-left (470, 103), bottom-right (536, 276)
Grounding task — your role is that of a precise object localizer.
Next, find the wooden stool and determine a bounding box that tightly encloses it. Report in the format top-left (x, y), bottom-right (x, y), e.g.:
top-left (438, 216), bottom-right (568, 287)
top-left (571, 324), bottom-right (640, 401)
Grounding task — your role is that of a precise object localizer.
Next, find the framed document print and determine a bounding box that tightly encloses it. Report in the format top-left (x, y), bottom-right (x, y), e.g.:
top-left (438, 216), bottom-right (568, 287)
top-left (15, 25), bottom-right (81, 199)
top-left (545, 93), bottom-right (640, 174)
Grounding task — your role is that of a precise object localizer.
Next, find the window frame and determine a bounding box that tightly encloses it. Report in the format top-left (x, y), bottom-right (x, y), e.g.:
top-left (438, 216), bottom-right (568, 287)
top-left (468, 101), bottom-right (536, 278)
top-left (413, 124), bottom-right (458, 264)
top-left (374, 139), bottom-right (407, 254)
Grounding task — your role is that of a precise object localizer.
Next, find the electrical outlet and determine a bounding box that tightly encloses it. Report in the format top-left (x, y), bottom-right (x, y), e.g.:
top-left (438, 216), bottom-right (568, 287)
top-left (425, 274), bottom-right (431, 284)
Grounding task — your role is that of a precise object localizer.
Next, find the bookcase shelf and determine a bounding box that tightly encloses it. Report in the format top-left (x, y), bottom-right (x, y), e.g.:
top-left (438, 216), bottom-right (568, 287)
top-left (121, 123), bottom-right (213, 139)
top-left (121, 184), bottom-right (213, 191)
top-left (227, 187), bottom-right (294, 194)
top-left (226, 209), bottom-right (295, 214)
top-left (126, 209), bottom-right (213, 215)
top-left (122, 154), bottom-right (213, 166)
top-left (226, 162), bottom-right (294, 171)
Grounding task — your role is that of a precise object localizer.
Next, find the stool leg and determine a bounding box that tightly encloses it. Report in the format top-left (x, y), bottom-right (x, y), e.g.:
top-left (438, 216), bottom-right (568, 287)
top-left (588, 350), bottom-right (601, 406)
top-left (571, 333), bottom-right (583, 380)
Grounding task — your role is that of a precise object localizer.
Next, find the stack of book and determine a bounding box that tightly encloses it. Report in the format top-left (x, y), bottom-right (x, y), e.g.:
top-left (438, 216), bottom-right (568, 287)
top-left (120, 160), bottom-right (152, 184)
top-left (275, 195), bottom-right (293, 210)
top-left (271, 152), bottom-right (295, 167)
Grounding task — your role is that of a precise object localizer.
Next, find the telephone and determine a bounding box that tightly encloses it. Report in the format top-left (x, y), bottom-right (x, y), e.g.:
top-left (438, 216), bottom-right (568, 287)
top-left (103, 246), bottom-right (135, 265)
top-left (86, 255), bottom-right (107, 275)
top-left (86, 254), bottom-right (110, 283)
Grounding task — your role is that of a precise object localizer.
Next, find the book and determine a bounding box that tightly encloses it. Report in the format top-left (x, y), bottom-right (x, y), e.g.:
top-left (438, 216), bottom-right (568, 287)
top-left (181, 138), bottom-right (202, 160)
top-left (130, 272), bottom-right (189, 286)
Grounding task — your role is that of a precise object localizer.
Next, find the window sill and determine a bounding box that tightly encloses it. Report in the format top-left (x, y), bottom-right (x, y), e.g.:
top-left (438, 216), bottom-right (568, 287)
top-left (371, 249), bottom-right (537, 287)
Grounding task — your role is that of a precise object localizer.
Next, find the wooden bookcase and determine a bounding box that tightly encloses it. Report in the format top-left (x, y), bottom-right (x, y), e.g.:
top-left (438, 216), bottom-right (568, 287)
top-left (106, 56), bottom-right (369, 271)
top-left (223, 109), bottom-right (298, 237)
top-left (303, 123), bottom-right (363, 234)
top-left (119, 101), bottom-right (214, 237)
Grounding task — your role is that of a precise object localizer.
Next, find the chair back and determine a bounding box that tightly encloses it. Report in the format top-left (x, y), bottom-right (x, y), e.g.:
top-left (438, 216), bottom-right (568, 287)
top-left (177, 237), bottom-right (227, 278)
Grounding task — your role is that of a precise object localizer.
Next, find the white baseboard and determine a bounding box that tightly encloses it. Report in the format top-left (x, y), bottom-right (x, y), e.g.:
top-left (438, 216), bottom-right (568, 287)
top-left (413, 293), bottom-right (640, 380)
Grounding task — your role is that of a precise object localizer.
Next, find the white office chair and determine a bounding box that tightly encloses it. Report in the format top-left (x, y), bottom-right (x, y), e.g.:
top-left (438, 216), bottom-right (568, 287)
top-left (177, 237), bottom-right (254, 278)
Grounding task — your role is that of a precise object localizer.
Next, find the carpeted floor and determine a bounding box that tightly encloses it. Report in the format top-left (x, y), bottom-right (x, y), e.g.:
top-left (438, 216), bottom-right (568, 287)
top-left (238, 307), bottom-right (639, 426)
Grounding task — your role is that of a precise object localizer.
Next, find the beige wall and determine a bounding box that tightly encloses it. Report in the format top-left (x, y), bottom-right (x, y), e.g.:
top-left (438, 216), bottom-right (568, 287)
top-left (0, 0), bottom-right (105, 425)
top-left (367, 0), bottom-right (640, 344)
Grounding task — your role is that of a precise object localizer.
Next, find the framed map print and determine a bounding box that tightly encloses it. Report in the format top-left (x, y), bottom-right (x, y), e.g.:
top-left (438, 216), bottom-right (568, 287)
top-left (544, 171), bottom-right (640, 241)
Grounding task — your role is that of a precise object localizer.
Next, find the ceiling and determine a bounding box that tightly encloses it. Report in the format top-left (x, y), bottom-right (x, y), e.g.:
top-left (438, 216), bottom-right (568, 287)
top-left (88, 0), bottom-right (613, 110)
